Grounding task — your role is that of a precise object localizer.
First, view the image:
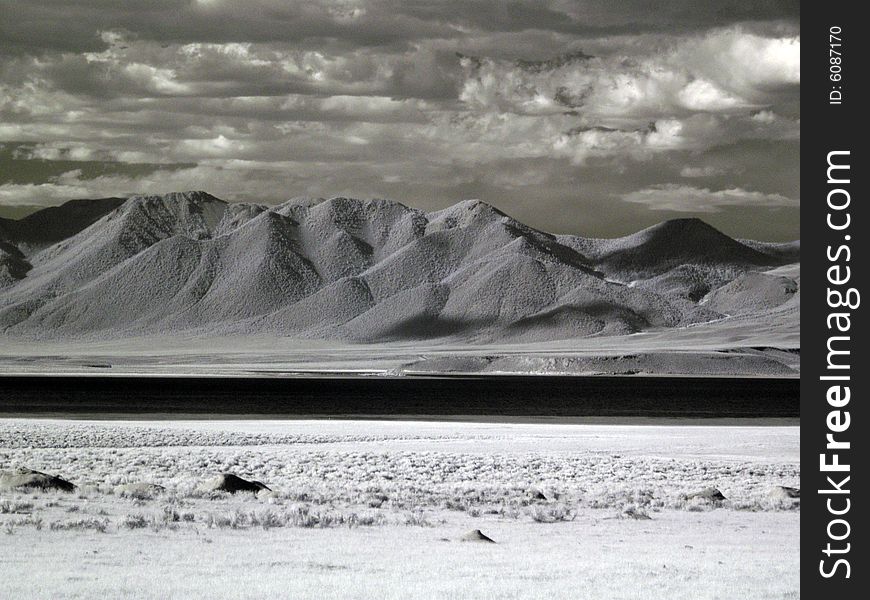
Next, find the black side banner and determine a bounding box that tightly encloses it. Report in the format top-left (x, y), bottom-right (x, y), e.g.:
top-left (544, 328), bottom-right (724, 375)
top-left (804, 5), bottom-right (866, 595)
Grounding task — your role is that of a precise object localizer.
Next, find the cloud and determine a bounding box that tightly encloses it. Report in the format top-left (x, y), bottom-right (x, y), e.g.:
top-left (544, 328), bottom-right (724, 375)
top-left (621, 183), bottom-right (798, 213)
top-left (680, 165), bottom-right (727, 178)
top-left (0, 2), bottom-right (800, 239)
top-left (458, 28), bottom-right (799, 120)
top-left (0, 1), bottom-right (800, 57)
top-left (0, 182), bottom-right (93, 206)
top-left (677, 79), bottom-right (745, 111)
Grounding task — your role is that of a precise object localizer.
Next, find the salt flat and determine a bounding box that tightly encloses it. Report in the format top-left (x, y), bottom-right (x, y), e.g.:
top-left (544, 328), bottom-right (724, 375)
top-left (1, 512), bottom-right (798, 600)
top-left (0, 419), bottom-right (799, 599)
top-left (0, 325), bottom-right (799, 376)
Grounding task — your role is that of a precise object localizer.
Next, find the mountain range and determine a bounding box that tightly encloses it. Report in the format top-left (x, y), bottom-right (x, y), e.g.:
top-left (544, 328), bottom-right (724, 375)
top-left (0, 191), bottom-right (799, 345)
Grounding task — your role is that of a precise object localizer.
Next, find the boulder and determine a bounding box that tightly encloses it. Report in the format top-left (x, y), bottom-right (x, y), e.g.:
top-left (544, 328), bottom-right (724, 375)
top-left (685, 487), bottom-right (726, 502)
top-left (201, 473), bottom-right (270, 494)
top-left (768, 486), bottom-right (800, 500)
top-left (620, 507), bottom-right (652, 520)
top-left (460, 529), bottom-right (496, 543)
top-left (0, 468), bottom-right (76, 492)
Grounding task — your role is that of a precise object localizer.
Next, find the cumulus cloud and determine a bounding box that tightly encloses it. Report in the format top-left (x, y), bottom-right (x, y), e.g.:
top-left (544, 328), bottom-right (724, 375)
top-left (449, 27), bottom-right (799, 168)
top-left (621, 183), bottom-right (798, 213)
top-left (458, 28), bottom-right (799, 120)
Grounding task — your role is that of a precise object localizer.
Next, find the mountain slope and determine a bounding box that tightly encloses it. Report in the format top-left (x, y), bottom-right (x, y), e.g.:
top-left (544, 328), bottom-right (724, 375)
top-left (577, 218), bottom-right (778, 278)
top-left (0, 197), bottom-right (125, 253)
top-left (0, 192), bottom-right (798, 343)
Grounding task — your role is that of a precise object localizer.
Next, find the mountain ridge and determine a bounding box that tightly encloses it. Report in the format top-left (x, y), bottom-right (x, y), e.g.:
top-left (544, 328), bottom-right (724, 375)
top-left (0, 191), bottom-right (799, 344)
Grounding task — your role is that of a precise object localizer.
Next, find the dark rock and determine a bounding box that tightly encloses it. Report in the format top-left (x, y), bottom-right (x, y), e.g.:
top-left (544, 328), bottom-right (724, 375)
top-left (202, 473), bottom-right (271, 494)
top-left (685, 487), bottom-right (726, 502)
top-left (0, 468), bottom-right (76, 492)
top-left (769, 486), bottom-right (800, 499)
top-left (460, 529), bottom-right (496, 543)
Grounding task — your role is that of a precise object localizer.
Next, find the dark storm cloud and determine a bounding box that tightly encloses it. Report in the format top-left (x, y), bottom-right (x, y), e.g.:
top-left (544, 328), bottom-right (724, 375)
top-left (0, 0), bottom-right (799, 239)
top-left (1, 1), bottom-right (800, 56)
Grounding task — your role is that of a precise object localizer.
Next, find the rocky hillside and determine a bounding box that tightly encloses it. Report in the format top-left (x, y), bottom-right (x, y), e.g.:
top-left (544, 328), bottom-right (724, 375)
top-left (0, 192), bottom-right (799, 343)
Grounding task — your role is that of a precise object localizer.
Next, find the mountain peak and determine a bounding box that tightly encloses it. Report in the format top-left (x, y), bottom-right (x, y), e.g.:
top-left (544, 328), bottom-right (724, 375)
top-left (640, 216), bottom-right (717, 234)
top-left (128, 190), bottom-right (225, 207)
top-left (591, 217), bottom-right (778, 278)
top-left (450, 198), bottom-right (505, 215)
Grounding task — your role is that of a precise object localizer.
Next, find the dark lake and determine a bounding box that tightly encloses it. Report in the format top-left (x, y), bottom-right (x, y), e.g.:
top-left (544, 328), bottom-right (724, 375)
top-left (0, 375), bottom-right (798, 419)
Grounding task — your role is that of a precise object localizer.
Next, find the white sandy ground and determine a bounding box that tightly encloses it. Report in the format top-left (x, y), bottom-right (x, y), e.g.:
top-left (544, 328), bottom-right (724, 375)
top-left (0, 323), bottom-right (799, 376)
top-left (0, 420), bottom-right (799, 599)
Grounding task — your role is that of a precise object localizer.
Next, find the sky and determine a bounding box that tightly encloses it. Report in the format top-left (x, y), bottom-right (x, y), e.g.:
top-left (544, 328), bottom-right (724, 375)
top-left (0, 0), bottom-right (799, 240)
